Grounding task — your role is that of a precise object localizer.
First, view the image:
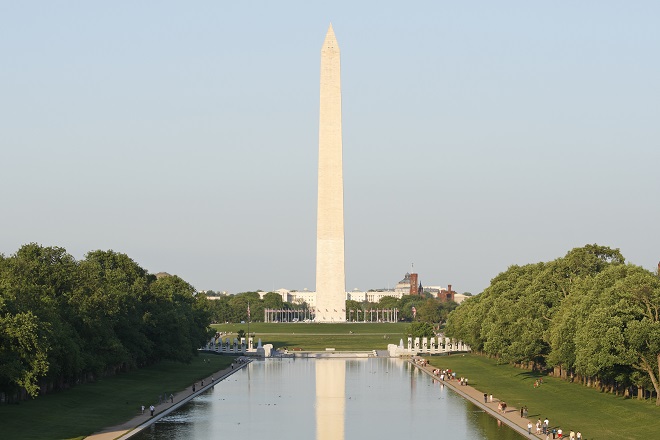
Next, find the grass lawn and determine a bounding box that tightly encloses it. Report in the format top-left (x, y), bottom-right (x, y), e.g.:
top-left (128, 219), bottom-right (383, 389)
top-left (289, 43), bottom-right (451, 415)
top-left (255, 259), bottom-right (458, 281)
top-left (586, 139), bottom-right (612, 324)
top-left (0, 353), bottom-right (233, 440)
top-left (427, 354), bottom-right (659, 440)
top-left (211, 322), bottom-right (408, 350)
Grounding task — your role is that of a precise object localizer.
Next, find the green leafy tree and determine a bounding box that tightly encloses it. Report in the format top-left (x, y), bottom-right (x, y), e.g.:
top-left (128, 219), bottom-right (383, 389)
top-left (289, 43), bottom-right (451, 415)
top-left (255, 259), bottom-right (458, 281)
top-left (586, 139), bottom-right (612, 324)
top-left (446, 244), bottom-right (624, 367)
top-left (417, 298), bottom-right (457, 325)
top-left (378, 295), bottom-right (399, 309)
top-left (444, 294), bottom-right (488, 351)
top-left (228, 295), bottom-right (249, 322)
top-left (0, 244), bottom-right (83, 387)
top-left (407, 321), bottom-right (435, 338)
top-left (73, 250), bottom-right (151, 371)
top-left (546, 244), bottom-right (624, 298)
top-left (397, 295), bottom-right (425, 321)
top-left (560, 265), bottom-right (660, 404)
top-left (345, 299), bottom-right (362, 321)
top-left (208, 295), bottom-right (231, 323)
top-left (146, 274), bottom-right (210, 363)
top-left (0, 244), bottom-right (215, 400)
top-left (0, 311), bottom-right (50, 398)
top-left (262, 291), bottom-right (283, 309)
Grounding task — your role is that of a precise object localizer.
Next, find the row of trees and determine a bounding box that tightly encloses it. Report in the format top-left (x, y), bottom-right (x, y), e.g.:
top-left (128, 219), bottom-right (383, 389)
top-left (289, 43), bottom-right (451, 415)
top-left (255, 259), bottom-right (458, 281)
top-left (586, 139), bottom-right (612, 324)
top-left (347, 294), bottom-right (458, 324)
top-left (0, 244), bottom-right (213, 401)
top-left (204, 291), bottom-right (293, 323)
top-left (444, 244), bottom-right (660, 404)
top-left (204, 290), bottom-right (458, 325)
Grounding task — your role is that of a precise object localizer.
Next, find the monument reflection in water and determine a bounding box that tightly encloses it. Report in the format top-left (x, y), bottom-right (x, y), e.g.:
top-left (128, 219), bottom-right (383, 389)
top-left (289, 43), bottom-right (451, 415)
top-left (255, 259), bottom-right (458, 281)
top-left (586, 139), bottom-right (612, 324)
top-left (132, 358), bottom-right (523, 440)
top-left (316, 359), bottom-right (345, 440)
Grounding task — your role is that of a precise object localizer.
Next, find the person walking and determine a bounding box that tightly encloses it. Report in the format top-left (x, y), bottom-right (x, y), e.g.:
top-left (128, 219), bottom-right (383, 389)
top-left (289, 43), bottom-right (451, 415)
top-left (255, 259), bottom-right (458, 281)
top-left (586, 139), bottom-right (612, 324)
top-left (141, 405), bottom-right (145, 415)
top-left (528, 422), bottom-right (533, 435)
top-left (484, 393), bottom-right (488, 403)
top-left (149, 405), bottom-right (155, 416)
top-left (170, 393), bottom-right (174, 403)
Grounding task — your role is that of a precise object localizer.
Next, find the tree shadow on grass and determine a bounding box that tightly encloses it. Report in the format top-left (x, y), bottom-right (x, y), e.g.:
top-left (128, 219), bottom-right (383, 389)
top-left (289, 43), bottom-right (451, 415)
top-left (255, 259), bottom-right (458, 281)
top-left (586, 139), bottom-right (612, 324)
top-left (516, 371), bottom-right (544, 381)
top-left (266, 339), bottom-right (292, 349)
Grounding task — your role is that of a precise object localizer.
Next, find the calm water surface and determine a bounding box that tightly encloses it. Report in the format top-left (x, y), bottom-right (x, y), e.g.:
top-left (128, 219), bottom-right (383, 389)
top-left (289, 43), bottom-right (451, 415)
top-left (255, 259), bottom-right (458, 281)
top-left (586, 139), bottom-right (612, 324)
top-left (132, 358), bottom-right (523, 440)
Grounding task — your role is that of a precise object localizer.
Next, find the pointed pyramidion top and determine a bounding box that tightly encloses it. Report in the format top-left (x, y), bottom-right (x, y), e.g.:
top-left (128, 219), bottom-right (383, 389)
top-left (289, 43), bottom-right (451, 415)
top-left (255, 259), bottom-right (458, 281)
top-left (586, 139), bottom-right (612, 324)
top-left (322, 23), bottom-right (339, 52)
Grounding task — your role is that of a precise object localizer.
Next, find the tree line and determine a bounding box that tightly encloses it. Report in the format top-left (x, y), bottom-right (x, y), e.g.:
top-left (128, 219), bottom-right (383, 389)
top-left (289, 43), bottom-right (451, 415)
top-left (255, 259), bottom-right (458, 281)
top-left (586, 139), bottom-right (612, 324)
top-left (205, 289), bottom-right (458, 325)
top-left (347, 294), bottom-right (458, 324)
top-left (203, 291), bottom-right (294, 324)
top-left (444, 244), bottom-right (660, 405)
top-left (0, 244), bottom-right (213, 402)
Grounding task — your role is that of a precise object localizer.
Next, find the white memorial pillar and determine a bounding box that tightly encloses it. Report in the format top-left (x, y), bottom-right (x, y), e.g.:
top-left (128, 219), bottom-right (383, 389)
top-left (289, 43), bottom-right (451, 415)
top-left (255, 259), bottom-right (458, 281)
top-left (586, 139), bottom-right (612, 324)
top-left (315, 24), bottom-right (346, 323)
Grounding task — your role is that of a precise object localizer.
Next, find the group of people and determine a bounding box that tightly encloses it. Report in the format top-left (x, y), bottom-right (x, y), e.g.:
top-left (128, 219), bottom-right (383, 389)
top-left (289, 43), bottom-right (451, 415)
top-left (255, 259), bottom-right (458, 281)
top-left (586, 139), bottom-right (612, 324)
top-left (140, 391), bottom-right (175, 418)
top-left (138, 356), bottom-right (250, 422)
top-left (430, 367), bottom-right (459, 383)
top-left (534, 417), bottom-right (582, 439)
top-left (140, 404), bottom-right (156, 417)
top-left (156, 393), bottom-right (174, 404)
top-left (192, 370), bottom-right (222, 393)
top-left (419, 359), bottom-right (586, 439)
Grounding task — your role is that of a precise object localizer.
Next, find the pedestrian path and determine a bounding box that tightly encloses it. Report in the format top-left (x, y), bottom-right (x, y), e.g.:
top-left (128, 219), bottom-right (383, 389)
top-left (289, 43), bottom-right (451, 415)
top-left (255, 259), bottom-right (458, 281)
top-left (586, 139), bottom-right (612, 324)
top-left (85, 359), bottom-right (251, 440)
top-left (410, 358), bottom-right (546, 439)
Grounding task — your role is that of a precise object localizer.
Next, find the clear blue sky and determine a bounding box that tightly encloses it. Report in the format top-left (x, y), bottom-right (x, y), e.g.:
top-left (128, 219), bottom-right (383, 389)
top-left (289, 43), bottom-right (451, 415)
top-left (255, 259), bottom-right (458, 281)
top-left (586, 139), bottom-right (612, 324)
top-left (2, 1), bottom-right (659, 294)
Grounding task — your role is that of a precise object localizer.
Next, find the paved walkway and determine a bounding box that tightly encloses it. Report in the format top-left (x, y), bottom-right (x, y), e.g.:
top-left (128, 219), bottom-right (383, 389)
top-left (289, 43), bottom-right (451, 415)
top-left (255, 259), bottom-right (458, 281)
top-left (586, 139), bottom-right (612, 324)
top-left (85, 359), bottom-right (251, 440)
top-left (410, 358), bottom-right (549, 439)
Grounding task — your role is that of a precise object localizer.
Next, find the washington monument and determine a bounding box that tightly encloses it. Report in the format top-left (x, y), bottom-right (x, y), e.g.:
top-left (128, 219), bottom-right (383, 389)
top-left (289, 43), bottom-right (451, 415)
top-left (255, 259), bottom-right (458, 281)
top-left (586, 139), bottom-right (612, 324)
top-left (315, 24), bottom-right (346, 322)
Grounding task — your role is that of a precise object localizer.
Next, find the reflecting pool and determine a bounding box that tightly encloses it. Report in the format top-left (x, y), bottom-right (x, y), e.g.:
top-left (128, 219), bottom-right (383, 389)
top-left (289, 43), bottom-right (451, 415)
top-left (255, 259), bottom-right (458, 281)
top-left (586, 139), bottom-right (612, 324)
top-left (132, 357), bottom-right (523, 440)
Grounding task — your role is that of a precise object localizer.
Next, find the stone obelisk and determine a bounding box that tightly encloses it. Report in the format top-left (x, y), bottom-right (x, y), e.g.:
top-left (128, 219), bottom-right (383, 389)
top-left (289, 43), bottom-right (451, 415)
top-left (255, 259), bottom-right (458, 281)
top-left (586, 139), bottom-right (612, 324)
top-left (315, 24), bottom-right (346, 322)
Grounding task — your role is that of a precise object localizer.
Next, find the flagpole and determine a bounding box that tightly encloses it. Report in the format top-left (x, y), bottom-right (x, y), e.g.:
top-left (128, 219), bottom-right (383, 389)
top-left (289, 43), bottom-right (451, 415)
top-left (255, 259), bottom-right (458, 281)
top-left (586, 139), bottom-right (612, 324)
top-left (247, 301), bottom-right (250, 352)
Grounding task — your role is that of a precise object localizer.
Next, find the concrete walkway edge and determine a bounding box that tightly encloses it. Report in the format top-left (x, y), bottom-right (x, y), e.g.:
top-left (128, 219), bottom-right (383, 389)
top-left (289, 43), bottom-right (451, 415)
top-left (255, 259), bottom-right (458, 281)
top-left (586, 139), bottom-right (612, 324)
top-left (410, 359), bottom-right (541, 439)
top-left (116, 360), bottom-right (251, 440)
top-left (84, 360), bottom-right (251, 440)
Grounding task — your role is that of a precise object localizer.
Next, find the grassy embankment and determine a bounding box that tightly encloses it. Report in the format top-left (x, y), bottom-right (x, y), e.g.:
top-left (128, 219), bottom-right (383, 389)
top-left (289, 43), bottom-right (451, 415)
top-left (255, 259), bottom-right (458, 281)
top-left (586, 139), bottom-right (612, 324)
top-left (211, 322), bottom-right (408, 350)
top-left (0, 353), bottom-right (232, 440)
top-left (427, 354), bottom-right (659, 440)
